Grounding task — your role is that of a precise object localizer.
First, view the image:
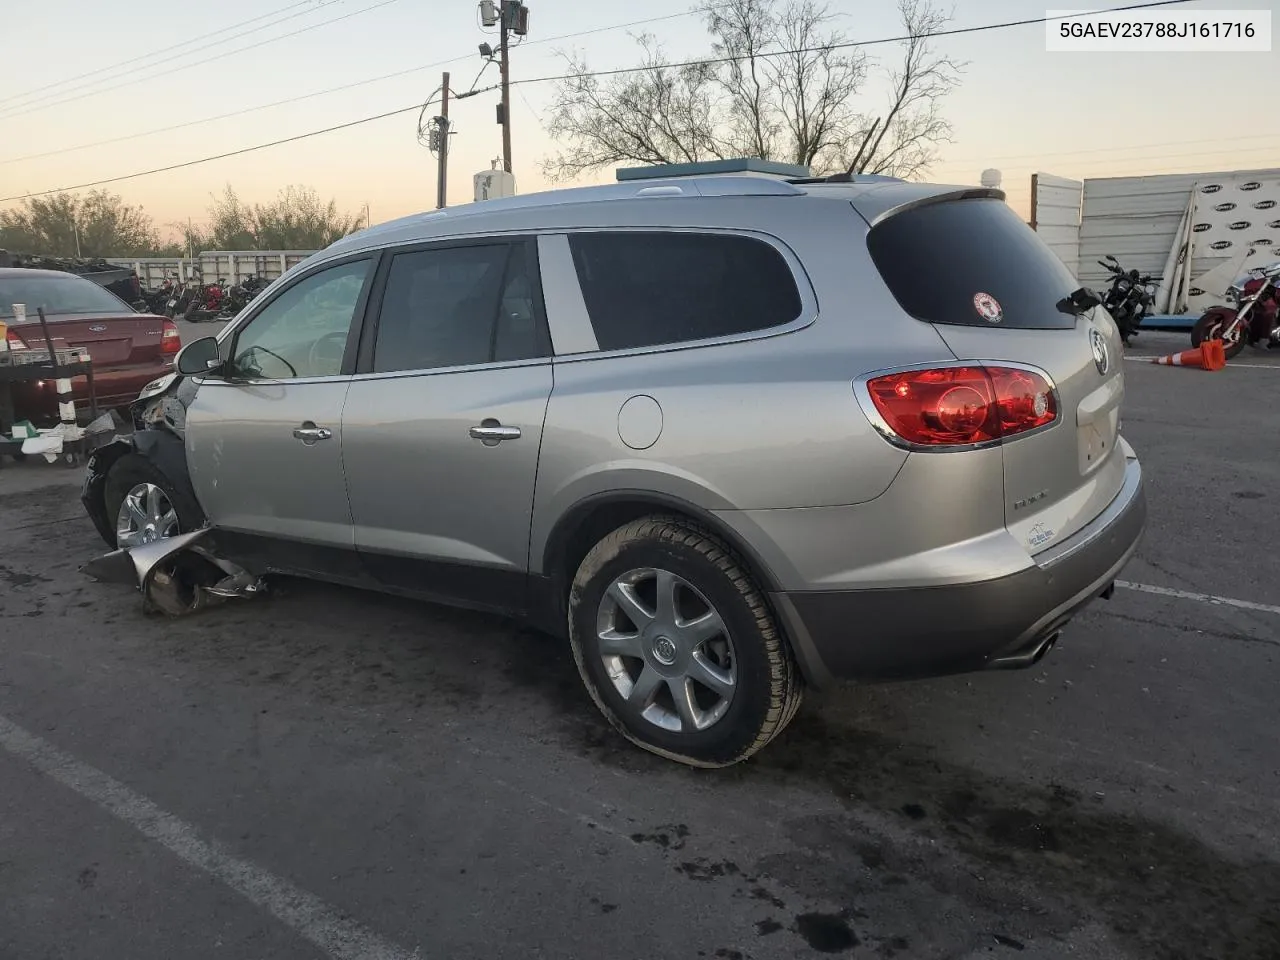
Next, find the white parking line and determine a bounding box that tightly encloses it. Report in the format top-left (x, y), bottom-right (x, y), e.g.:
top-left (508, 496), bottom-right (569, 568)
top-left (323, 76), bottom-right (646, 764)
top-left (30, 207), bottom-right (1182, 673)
top-left (1116, 580), bottom-right (1280, 616)
top-left (1123, 356), bottom-right (1280, 369)
top-left (0, 715), bottom-right (419, 960)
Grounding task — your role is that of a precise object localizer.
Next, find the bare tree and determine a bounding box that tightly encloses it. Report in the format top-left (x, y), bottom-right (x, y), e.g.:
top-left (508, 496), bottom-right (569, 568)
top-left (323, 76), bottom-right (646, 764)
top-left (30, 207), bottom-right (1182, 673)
top-left (541, 0), bottom-right (961, 182)
top-left (842, 0), bottom-right (962, 178)
top-left (542, 35), bottom-right (725, 181)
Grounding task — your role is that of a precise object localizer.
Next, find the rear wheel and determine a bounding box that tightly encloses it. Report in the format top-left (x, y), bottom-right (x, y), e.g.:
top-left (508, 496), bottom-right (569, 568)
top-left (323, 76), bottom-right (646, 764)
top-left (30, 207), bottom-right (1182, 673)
top-left (1192, 308), bottom-right (1247, 360)
top-left (567, 515), bottom-right (803, 767)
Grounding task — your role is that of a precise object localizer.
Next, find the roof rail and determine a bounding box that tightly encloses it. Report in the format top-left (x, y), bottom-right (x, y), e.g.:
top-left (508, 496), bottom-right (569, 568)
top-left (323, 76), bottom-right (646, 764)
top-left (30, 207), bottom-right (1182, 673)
top-left (616, 158), bottom-right (812, 181)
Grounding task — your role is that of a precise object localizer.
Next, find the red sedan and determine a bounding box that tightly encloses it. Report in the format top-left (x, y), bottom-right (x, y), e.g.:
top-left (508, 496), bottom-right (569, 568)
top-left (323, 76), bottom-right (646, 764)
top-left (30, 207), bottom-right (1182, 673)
top-left (1, 268), bottom-right (181, 422)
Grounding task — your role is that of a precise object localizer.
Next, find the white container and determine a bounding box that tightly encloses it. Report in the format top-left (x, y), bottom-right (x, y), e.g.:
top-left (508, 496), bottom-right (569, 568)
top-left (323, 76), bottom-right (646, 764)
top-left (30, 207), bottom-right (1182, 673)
top-left (474, 162), bottom-right (516, 202)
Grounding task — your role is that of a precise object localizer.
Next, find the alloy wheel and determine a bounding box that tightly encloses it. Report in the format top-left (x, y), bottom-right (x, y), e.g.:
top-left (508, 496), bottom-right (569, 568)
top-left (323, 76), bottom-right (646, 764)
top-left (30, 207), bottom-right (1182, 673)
top-left (595, 567), bottom-right (737, 734)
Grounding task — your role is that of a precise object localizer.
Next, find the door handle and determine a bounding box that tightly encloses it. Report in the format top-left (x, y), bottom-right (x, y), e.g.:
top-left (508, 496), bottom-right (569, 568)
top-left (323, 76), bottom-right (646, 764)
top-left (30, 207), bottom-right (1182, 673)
top-left (293, 422), bottom-right (333, 445)
top-left (469, 420), bottom-right (521, 444)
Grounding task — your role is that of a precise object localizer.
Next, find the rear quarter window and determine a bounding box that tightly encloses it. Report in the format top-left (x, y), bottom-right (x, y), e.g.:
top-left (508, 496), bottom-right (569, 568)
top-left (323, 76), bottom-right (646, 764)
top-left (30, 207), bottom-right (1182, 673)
top-left (567, 231), bottom-right (803, 351)
top-left (866, 197), bottom-right (1079, 330)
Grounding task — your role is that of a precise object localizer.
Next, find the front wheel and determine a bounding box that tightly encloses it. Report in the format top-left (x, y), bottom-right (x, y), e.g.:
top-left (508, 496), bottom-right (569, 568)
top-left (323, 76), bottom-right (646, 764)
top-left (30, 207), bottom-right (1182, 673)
top-left (567, 516), bottom-right (803, 767)
top-left (1192, 308), bottom-right (1247, 360)
top-left (103, 454), bottom-right (203, 550)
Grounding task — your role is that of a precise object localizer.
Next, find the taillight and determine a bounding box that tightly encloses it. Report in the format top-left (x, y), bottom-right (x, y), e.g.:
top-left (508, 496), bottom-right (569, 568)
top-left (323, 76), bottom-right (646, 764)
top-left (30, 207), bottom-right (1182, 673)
top-left (161, 318), bottom-right (181, 355)
top-left (864, 365), bottom-right (1058, 448)
top-left (5, 328), bottom-right (29, 350)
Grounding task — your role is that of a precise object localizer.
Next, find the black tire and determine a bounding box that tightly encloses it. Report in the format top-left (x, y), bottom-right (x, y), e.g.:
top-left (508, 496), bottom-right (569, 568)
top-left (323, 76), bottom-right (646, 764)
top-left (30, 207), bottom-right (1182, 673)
top-left (567, 515), bottom-right (803, 768)
top-left (1191, 308), bottom-right (1247, 360)
top-left (102, 453), bottom-right (204, 550)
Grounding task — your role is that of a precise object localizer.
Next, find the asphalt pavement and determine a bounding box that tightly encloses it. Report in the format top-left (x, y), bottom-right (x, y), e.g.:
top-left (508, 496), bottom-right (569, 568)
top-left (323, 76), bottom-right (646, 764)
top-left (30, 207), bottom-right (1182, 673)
top-left (0, 330), bottom-right (1277, 960)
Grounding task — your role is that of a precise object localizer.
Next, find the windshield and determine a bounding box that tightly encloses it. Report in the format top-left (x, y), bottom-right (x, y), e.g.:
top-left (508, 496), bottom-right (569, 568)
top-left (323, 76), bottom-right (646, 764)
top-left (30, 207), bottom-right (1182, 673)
top-left (0, 273), bottom-right (133, 320)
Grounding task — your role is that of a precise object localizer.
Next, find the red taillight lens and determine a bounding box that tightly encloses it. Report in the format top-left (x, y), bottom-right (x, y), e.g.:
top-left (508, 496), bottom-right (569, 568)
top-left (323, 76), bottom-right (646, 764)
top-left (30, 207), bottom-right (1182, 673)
top-left (161, 319), bottom-right (181, 355)
top-left (5, 328), bottom-right (29, 350)
top-left (865, 365), bottom-right (1057, 447)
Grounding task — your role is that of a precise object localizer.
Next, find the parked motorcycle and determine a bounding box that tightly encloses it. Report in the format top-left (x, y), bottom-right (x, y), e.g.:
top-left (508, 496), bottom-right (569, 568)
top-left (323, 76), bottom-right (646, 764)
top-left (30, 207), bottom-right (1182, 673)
top-left (140, 273), bottom-right (179, 315)
top-left (184, 275), bottom-right (227, 323)
top-left (1190, 259), bottom-right (1280, 359)
top-left (215, 274), bottom-right (268, 318)
top-left (1097, 255), bottom-right (1156, 345)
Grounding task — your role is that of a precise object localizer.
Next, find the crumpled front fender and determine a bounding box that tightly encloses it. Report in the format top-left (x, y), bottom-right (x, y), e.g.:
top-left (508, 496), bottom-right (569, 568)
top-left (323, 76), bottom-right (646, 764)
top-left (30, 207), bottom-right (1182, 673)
top-left (82, 527), bottom-right (265, 617)
top-left (81, 437), bottom-right (136, 548)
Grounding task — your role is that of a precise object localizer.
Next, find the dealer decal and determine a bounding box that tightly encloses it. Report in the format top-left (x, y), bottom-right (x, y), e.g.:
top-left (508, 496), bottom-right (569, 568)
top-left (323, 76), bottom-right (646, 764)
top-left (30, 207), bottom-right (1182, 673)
top-left (973, 291), bottom-right (1003, 324)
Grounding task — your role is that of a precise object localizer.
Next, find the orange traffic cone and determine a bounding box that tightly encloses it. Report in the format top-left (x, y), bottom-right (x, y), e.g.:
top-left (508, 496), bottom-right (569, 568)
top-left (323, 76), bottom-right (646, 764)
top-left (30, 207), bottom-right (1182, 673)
top-left (1151, 341), bottom-right (1226, 371)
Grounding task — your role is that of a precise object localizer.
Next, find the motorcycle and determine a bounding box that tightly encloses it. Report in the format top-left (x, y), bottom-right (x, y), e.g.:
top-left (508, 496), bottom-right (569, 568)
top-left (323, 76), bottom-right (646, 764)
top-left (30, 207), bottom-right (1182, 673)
top-left (1190, 259), bottom-right (1280, 359)
top-left (1097, 255), bottom-right (1157, 345)
top-left (215, 274), bottom-right (267, 318)
top-left (184, 275), bottom-right (227, 322)
top-left (140, 273), bottom-right (179, 315)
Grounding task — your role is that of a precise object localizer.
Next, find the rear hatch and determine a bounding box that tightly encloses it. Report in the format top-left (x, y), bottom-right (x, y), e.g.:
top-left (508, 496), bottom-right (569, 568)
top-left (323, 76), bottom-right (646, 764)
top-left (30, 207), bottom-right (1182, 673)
top-left (864, 194), bottom-right (1128, 556)
top-left (13, 313), bottom-right (167, 365)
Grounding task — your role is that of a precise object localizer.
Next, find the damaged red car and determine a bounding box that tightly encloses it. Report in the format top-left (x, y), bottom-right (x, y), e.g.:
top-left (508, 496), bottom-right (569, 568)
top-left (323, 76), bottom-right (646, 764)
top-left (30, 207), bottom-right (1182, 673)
top-left (1, 268), bottom-right (182, 422)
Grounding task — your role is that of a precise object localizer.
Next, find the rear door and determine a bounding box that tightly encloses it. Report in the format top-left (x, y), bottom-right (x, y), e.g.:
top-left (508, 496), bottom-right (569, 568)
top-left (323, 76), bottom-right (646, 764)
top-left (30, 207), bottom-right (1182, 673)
top-left (865, 196), bottom-right (1127, 556)
top-left (341, 237), bottom-right (553, 614)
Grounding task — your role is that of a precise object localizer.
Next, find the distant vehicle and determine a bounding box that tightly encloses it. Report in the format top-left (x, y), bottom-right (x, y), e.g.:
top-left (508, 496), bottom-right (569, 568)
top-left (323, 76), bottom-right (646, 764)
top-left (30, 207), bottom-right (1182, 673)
top-left (81, 160), bottom-right (1145, 768)
top-left (1, 268), bottom-right (181, 422)
top-left (1096, 254), bottom-right (1156, 345)
top-left (0, 250), bottom-right (146, 309)
top-left (1191, 259), bottom-right (1280, 358)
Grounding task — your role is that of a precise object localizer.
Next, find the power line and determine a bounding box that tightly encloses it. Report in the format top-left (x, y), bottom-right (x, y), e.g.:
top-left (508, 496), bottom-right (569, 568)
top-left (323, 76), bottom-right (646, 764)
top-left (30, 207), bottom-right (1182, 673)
top-left (940, 132), bottom-right (1280, 167)
top-left (0, 7), bottom-right (702, 167)
top-left (0, 0), bottom-right (1200, 203)
top-left (509, 0), bottom-right (1197, 87)
top-left (0, 0), bottom-right (398, 122)
top-left (1, 101), bottom-right (437, 203)
top-left (0, 0), bottom-right (323, 108)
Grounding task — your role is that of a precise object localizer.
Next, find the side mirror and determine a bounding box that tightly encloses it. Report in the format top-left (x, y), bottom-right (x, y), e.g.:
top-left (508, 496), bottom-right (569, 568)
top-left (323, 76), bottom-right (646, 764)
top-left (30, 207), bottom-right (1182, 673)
top-left (175, 336), bottom-right (223, 376)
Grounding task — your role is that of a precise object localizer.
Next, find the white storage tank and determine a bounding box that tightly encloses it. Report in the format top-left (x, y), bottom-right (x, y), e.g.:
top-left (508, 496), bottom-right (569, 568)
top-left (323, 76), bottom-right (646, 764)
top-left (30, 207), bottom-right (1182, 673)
top-left (474, 160), bottom-right (516, 202)
top-left (980, 168), bottom-right (1003, 190)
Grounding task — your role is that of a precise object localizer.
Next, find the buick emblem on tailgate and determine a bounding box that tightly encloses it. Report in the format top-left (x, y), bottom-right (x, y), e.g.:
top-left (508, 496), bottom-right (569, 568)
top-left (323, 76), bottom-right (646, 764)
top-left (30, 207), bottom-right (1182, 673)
top-left (88, 323), bottom-right (107, 332)
top-left (1090, 327), bottom-right (1110, 375)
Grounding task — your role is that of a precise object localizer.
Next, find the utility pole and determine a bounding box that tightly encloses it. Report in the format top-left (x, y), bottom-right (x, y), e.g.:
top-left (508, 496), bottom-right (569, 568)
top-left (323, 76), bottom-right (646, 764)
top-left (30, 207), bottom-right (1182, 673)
top-left (498, 9), bottom-right (511, 173)
top-left (436, 72), bottom-right (450, 208)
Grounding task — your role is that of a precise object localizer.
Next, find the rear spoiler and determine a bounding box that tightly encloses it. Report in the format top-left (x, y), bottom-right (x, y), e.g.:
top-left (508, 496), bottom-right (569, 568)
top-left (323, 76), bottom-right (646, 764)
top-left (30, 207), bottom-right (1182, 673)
top-left (851, 186), bottom-right (1008, 229)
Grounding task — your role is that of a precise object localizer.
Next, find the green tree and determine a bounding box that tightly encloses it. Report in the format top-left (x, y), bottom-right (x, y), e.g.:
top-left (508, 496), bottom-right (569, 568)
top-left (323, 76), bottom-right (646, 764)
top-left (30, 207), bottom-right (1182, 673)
top-left (0, 189), bottom-right (161, 257)
top-left (204, 184), bottom-right (361, 251)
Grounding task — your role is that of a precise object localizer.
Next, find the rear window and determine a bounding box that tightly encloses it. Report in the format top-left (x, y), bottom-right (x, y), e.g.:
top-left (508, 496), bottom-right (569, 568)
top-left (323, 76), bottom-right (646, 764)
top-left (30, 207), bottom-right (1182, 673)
top-left (567, 231), bottom-right (803, 351)
top-left (0, 273), bottom-right (131, 320)
top-left (866, 197), bottom-right (1078, 330)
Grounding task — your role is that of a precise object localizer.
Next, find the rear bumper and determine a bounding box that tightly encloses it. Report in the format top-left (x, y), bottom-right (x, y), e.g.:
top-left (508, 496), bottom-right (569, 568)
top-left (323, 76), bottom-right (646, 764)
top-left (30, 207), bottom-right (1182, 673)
top-left (7, 362), bottom-right (171, 419)
top-left (771, 454), bottom-right (1146, 688)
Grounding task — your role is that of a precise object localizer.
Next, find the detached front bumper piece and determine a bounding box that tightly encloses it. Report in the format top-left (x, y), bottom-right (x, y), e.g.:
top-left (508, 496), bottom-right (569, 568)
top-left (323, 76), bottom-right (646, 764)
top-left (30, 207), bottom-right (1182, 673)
top-left (82, 527), bottom-right (265, 617)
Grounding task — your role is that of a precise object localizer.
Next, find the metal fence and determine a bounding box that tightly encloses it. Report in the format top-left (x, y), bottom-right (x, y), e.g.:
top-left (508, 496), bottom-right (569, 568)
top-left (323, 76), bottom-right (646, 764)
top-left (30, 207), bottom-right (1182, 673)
top-left (105, 250), bottom-right (317, 286)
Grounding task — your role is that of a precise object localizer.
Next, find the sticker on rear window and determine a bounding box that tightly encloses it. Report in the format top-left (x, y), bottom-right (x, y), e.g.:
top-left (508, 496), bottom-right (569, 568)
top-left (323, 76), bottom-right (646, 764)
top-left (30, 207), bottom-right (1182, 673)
top-left (972, 291), bottom-right (1003, 324)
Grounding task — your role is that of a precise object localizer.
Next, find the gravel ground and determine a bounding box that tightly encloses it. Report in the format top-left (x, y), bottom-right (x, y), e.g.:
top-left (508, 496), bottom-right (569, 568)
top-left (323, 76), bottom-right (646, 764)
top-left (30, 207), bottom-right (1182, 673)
top-left (0, 330), bottom-right (1277, 960)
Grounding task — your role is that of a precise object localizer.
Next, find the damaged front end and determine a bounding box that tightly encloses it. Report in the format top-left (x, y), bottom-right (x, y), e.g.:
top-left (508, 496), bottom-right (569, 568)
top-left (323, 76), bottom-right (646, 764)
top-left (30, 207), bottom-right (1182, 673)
top-left (82, 527), bottom-right (265, 617)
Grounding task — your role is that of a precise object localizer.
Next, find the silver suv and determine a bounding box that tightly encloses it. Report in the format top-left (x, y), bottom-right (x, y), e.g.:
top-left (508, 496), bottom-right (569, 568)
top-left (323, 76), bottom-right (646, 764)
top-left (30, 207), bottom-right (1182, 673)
top-left (82, 161), bottom-right (1146, 767)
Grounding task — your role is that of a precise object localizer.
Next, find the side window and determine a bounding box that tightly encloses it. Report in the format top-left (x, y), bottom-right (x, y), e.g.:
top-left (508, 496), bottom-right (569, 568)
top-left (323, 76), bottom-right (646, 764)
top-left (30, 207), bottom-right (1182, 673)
top-left (567, 231), bottom-right (804, 351)
top-left (230, 259), bottom-right (372, 380)
top-left (372, 241), bottom-right (546, 374)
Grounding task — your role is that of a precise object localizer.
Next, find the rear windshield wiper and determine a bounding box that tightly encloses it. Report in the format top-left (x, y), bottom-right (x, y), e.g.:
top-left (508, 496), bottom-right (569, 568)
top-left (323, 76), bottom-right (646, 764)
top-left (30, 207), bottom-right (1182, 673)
top-left (1056, 286), bottom-right (1102, 316)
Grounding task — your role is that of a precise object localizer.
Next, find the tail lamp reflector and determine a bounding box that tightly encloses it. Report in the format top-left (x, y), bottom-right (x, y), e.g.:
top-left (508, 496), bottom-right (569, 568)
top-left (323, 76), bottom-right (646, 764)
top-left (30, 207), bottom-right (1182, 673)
top-left (866, 366), bottom-right (1057, 446)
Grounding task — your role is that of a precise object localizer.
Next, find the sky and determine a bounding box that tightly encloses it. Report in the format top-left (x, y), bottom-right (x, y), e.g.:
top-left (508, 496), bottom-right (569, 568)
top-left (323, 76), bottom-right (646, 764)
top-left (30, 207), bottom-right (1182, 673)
top-left (1, 0), bottom-right (1275, 240)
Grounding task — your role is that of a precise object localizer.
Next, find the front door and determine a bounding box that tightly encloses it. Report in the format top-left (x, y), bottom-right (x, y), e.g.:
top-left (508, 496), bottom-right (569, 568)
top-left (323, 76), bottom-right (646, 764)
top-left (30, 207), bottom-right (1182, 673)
top-left (341, 238), bottom-right (554, 613)
top-left (185, 256), bottom-right (377, 578)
